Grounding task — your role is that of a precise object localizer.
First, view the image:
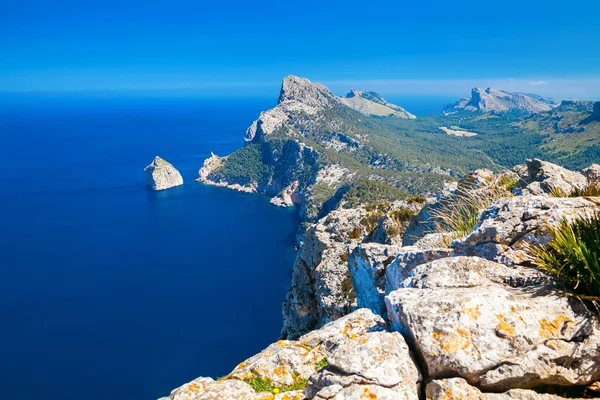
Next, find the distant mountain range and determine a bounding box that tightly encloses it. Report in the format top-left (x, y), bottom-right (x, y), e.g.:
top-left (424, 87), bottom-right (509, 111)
top-left (444, 87), bottom-right (559, 114)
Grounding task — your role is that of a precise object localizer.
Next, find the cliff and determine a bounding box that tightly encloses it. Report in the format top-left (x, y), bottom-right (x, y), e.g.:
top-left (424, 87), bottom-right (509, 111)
top-left (162, 159), bottom-right (600, 399)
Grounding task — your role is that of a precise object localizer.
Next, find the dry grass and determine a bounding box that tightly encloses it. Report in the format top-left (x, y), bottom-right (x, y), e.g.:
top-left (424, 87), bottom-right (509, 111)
top-left (432, 186), bottom-right (510, 239)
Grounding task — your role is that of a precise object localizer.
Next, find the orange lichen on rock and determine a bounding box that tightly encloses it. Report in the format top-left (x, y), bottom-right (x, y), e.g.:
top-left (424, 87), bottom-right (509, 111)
top-left (360, 387), bottom-right (378, 399)
top-left (495, 314), bottom-right (516, 338)
top-left (538, 315), bottom-right (574, 338)
top-left (463, 306), bottom-right (481, 321)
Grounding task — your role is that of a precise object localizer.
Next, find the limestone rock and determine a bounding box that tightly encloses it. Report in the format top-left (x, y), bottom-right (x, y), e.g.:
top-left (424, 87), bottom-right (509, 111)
top-left (426, 378), bottom-right (581, 399)
top-left (385, 256), bottom-right (600, 390)
top-left (144, 156), bottom-right (183, 191)
top-left (227, 340), bottom-right (326, 387)
top-left (306, 331), bottom-right (421, 400)
top-left (161, 377), bottom-right (256, 400)
top-left (348, 243), bottom-right (403, 317)
top-left (298, 308), bottom-right (386, 348)
top-left (282, 202), bottom-right (418, 339)
top-left (583, 164), bottom-right (600, 183)
top-left (454, 196), bottom-right (599, 265)
top-left (270, 180), bottom-right (301, 207)
top-left (513, 159), bottom-right (586, 196)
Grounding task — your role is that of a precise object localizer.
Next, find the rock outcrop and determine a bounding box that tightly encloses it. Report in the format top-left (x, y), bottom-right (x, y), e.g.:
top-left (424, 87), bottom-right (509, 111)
top-left (339, 90), bottom-right (416, 119)
top-left (144, 156), bottom-right (183, 191)
top-left (444, 88), bottom-right (558, 114)
top-left (281, 201), bottom-right (422, 340)
top-left (162, 159), bottom-right (600, 400)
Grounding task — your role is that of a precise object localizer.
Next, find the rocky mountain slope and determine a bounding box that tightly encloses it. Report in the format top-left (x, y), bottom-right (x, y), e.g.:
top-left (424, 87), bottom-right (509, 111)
top-left (339, 90), bottom-right (416, 119)
top-left (162, 159), bottom-right (600, 399)
top-left (444, 87), bottom-right (559, 114)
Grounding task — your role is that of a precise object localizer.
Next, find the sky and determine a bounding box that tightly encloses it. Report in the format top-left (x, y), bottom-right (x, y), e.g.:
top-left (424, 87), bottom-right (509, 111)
top-left (2, 0), bottom-right (600, 98)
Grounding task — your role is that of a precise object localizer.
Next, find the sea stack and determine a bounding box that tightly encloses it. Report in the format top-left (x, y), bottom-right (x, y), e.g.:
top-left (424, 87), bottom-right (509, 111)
top-left (144, 156), bottom-right (183, 191)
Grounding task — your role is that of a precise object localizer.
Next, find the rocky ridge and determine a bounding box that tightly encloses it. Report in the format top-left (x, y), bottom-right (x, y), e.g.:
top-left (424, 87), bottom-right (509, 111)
top-left (339, 90), bottom-right (416, 119)
top-left (162, 159), bottom-right (600, 400)
top-left (444, 87), bottom-right (558, 114)
top-left (144, 156), bottom-right (184, 191)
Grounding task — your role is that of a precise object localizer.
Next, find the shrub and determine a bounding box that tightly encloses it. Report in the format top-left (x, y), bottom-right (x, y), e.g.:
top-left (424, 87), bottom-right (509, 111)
top-left (339, 251), bottom-right (349, 264)
top-left (531, 213), bottom-right (600, 299)
top-left (349, 226), bottom-right (362, 239)
top-left (496, 174), bottom-right (519, 192)
top-left (245, 375), bottom-right (308, 394)
top-left (389, 208), bottom-right (414, 225)
top-left (432, 187), bottom-right (509, 239)
top-left (340, 274), bottom-right (356, 302)
top-left (406, 194), bottom-right (427, 204)
top-left (315, 358), bottom-right (328, 371)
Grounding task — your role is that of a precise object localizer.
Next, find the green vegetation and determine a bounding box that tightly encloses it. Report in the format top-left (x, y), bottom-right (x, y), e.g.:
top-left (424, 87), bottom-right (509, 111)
top-left (550, 183), bottom-right (600, 198)
top-left (360, 211), bottom-right (384, 234)
top-left (406, 195), bottom-right (427, 203)
top-left (531, 213), bottom-right (600, 302)
top-left (342, 180), bottom-right (407, 208)
top-left (340, 273), bottom-right (356, 302)
top-left (432, 188), bottom-right (509, 239)
top-left (496, 174), bottom-right (519, 192)
top-left (349, 226), bottom-right (362, 239)
top-left (315, 358), bottom-right (328, 371)
top-left (211, 143), bottom-right (273, 186)
top-left (245, 375), bottom-right (308, 394)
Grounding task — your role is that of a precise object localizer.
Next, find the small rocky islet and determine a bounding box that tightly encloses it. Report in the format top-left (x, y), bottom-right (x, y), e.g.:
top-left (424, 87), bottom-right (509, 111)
top-left (156, 76), bottom-right (600, 399)
top-left (144, 156), bottom-right (184, 191)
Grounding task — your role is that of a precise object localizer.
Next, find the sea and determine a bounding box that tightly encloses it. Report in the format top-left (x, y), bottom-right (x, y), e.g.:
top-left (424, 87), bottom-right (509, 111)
top-left (0, 90), bottom-right (451, 400)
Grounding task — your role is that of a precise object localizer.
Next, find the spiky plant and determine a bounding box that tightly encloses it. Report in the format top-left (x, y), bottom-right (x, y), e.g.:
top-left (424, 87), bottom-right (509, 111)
top-left (532, 213), bottom-right (600, 299)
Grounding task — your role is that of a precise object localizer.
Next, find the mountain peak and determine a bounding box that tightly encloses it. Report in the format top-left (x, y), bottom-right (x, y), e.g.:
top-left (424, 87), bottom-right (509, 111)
top-left (278, 75), bottom-right (336, 108)
top-left (341, 89), bottom-right (416, 119)
top-left (446, 87), bottom-right (558, 114)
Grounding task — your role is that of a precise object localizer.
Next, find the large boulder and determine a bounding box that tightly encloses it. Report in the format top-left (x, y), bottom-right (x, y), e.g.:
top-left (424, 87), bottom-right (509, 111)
top-left (453, 196), bottom-right (599, 265)
top-left (306, 331), bottom-right (421, 399)
top-left (583, 164), bottom-right (600, 184)
top-left (513, 159), bottom-right (586, 196)
top-left (385, 256), bottom-right (600, 391)
top-left (426, 378), bottom-right (583, 399)
top-left (144, 156), bottom-right (184, 191)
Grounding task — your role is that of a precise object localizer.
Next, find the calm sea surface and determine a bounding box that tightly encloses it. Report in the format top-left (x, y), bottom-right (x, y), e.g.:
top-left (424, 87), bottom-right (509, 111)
top-left (0, 91), bottom-right (447, 400)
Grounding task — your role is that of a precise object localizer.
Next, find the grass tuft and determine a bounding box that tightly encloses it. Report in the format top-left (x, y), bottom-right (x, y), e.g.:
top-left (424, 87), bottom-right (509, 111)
top-left (432, 187), bottom-right (509, 239)
top-left (531, 213), bottom-right (600, 301)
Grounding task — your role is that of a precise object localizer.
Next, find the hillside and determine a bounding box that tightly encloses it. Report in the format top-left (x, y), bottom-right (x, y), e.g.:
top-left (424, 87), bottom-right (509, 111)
top-left (517, 100), bottom-right (600, 169)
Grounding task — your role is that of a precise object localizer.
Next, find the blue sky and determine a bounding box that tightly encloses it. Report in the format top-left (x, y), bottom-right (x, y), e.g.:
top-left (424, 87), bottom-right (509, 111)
top-left (2, 0), bottom-right (599, 98)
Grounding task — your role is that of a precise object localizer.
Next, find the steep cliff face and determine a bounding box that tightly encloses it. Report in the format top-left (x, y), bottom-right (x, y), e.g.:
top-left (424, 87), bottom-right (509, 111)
top-left (445, 87), bottom-right (558, 113)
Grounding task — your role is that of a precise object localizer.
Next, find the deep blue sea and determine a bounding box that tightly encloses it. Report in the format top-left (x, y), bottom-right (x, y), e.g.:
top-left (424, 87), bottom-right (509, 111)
top-left (0, 93), bottom-right (298, 400)
top-left (0, 91), bottom-right (448, 400)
